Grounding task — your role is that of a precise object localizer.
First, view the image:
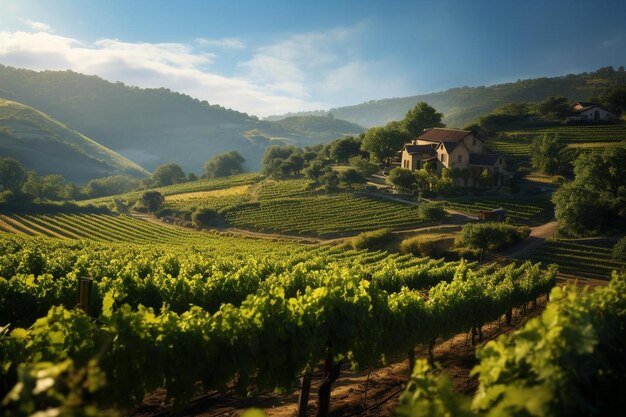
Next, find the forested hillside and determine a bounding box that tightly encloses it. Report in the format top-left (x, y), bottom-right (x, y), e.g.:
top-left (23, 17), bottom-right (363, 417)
top-left (0, 98), bottom-right (148, 183)
top-left (269, 67), bottom-right (626, 128)
top-left (0, 65), bottom-right (363, 172)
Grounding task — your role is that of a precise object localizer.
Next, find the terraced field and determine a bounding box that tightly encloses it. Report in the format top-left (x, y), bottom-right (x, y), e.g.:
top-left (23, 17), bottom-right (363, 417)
top-left (225, 194), bottom-right (423, 236)
top-left (444, 197), bottom-right (552, 223)
top-left (525, 238), bottom-right (625, 278)
top-left (486, 124), bottom-right (626, 160)
top-left (79, 173), bottom-right (262, 205)
top-left (0, 213), bottom-right (186, 243)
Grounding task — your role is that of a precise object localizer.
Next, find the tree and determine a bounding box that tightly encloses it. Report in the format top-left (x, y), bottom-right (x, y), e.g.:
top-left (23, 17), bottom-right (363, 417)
top-left (204, 151), bottom-right (245, 178)
top-left (418, 202), bottom-right (447, 223)
top-left (552, 183), bottom-right (607, 236)
top-left (456, 222), bottom-right (530, 261)
top-left (387, 168), bottom-right (416, 192)
top-left (303, 159), bottom-right (326, 181)
top-left (339, 169), bottom-right (366, 189)
top-left (151, 163), bottom-right (186, 187)
top-left (329, 136), bottom-right (361, 163)
top-left (361, 126), bottom-right (408, 162)
top-left (537, 96), bottom-right (571, 120)
top-left (596, 86), bottom-right (626, 116)
top-left (349, 156), bottom-right (379, 177)
top-left (81, 175), bottom-right (140, 199)
top-left (552, 143), bottom-right (626, 236)
top-left (286, 153), bottom-right (305, 174)
top-left (530, 133), bottom-right (570, 175)
top-left (319, 170), bottom-right (339, 193)
top-left (21, 173), bottom-right (67, 200)
top-left (192, 208), bottom-right (223, 228)
top-left (262, 145), bottom-right (301, 177)
top-left (402, 102), bottom-right (445, 138)
top-left (140, 191), bottom-right (165, 212)
top-left (0, 158), bottom-right (27, 192)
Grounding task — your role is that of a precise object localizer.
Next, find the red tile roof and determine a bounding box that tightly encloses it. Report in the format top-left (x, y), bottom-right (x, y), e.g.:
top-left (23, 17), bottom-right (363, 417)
top-left (416, 128), bottom-right (472, 143)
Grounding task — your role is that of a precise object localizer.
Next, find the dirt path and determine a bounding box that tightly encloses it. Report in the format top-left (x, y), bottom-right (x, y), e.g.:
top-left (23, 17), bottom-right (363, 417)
top-left (497, 220), bottom-right (558, 259)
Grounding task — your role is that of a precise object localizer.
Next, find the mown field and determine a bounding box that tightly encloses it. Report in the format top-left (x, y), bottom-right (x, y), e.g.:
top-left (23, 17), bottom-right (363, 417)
top-left (525, 238), bottom-right (625, 278)
top-left (486, 124), bottom-right (626, 160)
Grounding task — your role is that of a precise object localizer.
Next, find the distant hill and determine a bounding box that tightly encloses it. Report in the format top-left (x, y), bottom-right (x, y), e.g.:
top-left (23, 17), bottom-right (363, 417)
top-left (0, 98), bottom-right (149, 183)
top-left (253, 115), bottom-right (364, 145)
top-left (0, 65), bottom-right (363, 173)
top-left (267, 67), bottom-right (626, 128)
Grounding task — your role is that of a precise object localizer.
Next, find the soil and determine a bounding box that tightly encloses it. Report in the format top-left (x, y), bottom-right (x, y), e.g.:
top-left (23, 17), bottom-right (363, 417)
top-left (130, 297), bottom-right (549, 417)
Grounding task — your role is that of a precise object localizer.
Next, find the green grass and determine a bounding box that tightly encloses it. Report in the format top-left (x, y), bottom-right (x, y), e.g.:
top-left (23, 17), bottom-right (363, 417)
top-left (525, 238), bottom-right (625, 278)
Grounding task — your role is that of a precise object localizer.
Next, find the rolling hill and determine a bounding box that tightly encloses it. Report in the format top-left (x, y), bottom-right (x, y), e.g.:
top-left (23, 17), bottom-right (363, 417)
top-left (0, 65), bottom-right (363, 173)
top-left (267, 67), bottom-right (626, 128)
top-left (0, 98), bottom-right (148, 183)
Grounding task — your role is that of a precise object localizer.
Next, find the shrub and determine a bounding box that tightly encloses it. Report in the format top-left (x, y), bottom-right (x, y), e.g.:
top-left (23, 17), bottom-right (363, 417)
top-left (456, 222), bottom-right (531, 256)
top-left (191, 208), bottom-right (223, 228)
top-left (352, 228), bottom-right (394, 250)
top-left (400, 236), bottom-right (434, 256)
top-left (612, 237), bottom-right (626, 262)
top-left (418, 202), bottom-right (447, 223)
top-left (140, 191), bottom-right (164, 213)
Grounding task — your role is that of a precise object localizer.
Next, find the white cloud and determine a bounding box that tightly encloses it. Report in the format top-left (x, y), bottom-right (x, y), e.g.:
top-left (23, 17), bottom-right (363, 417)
top-left (0, 24), bottom-right (405, 116)
top-left (195, 37), bottom-right (245, 50)
top-left (23, 19), bottom-right (51, 32)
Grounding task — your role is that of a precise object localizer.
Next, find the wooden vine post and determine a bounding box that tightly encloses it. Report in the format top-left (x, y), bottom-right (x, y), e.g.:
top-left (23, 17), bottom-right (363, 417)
top-left (407, 346), bottom-right (416, 374)
top-left (505, 308), bottom-right (513, 326)
top-left (77, 277), bottom-right (94, 315)
top-left (297, 373), bottom-right (312, 417)
top-left (317, 344), bottom-right (341, 417)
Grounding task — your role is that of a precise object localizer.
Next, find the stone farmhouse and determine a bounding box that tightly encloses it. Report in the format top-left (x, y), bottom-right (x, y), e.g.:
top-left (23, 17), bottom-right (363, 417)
top-left (569, 101), bottom-right (615, 122)
top-left (400, 128), bottom-right (508, 187)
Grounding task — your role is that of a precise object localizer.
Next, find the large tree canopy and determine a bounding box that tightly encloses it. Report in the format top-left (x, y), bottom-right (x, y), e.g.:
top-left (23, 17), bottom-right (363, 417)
top-left (204, 151), bottom-right (245, 178)
top-left (552, 142), bottom-right (626, 236)
top-left (402, 102), bottom-right (445, 138)
top-left (0, 158), bottom-right (27, 192)
top-left (151, 163), bottom-right (186, 187)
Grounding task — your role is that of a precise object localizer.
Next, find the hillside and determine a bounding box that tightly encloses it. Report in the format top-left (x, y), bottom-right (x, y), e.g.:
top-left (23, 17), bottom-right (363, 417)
top-left (268, 67), bottom-right (626, 128)
top-left (0, 98), bottom-right (148, 183)
top-left (0, 65), bottom-right (363, 173)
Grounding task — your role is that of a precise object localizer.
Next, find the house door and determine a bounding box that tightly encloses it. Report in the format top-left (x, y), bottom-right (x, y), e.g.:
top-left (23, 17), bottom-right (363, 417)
top-left (594, 110), bottom-right (600, 121)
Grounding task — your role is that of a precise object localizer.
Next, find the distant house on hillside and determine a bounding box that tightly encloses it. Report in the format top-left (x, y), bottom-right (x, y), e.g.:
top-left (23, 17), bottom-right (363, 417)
top-left (569, 102), bottom-right (615, 122)
top-left (400, 128), bottom-right (508, 187)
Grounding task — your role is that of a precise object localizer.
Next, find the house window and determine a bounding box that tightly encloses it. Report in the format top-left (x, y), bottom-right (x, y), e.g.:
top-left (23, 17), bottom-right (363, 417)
top-left (440, 154), bottom-right (446, 163)
top-left (457, 155), bottom-right (462, 163)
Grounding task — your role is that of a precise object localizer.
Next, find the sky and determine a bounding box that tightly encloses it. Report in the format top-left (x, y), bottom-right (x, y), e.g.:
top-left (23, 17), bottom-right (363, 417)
top-left (0, 0), bottom-right (625, 117)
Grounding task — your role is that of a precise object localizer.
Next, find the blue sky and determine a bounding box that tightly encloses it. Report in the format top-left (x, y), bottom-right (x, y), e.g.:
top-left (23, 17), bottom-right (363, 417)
top-left (1, 0), bottom-right (625, 116)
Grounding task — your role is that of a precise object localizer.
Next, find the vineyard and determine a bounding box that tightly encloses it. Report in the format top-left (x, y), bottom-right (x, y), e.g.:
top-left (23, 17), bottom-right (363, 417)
top-left (162, 178), bottom-right (425, 236)
top-left (396, 272), bottom-right (626, 417)
top-left (79, 172), bottom-right (262, 206)
top-left (486, 124), bottom-right (626, 159)
top-left (444, 196), bottom-right (552, 222)
top-left (0, 231), bottom-right (557, 415)
top-left (0, 213), bottom-right (186, 243)
top-left (525, 238), bottom-right (625, 278)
